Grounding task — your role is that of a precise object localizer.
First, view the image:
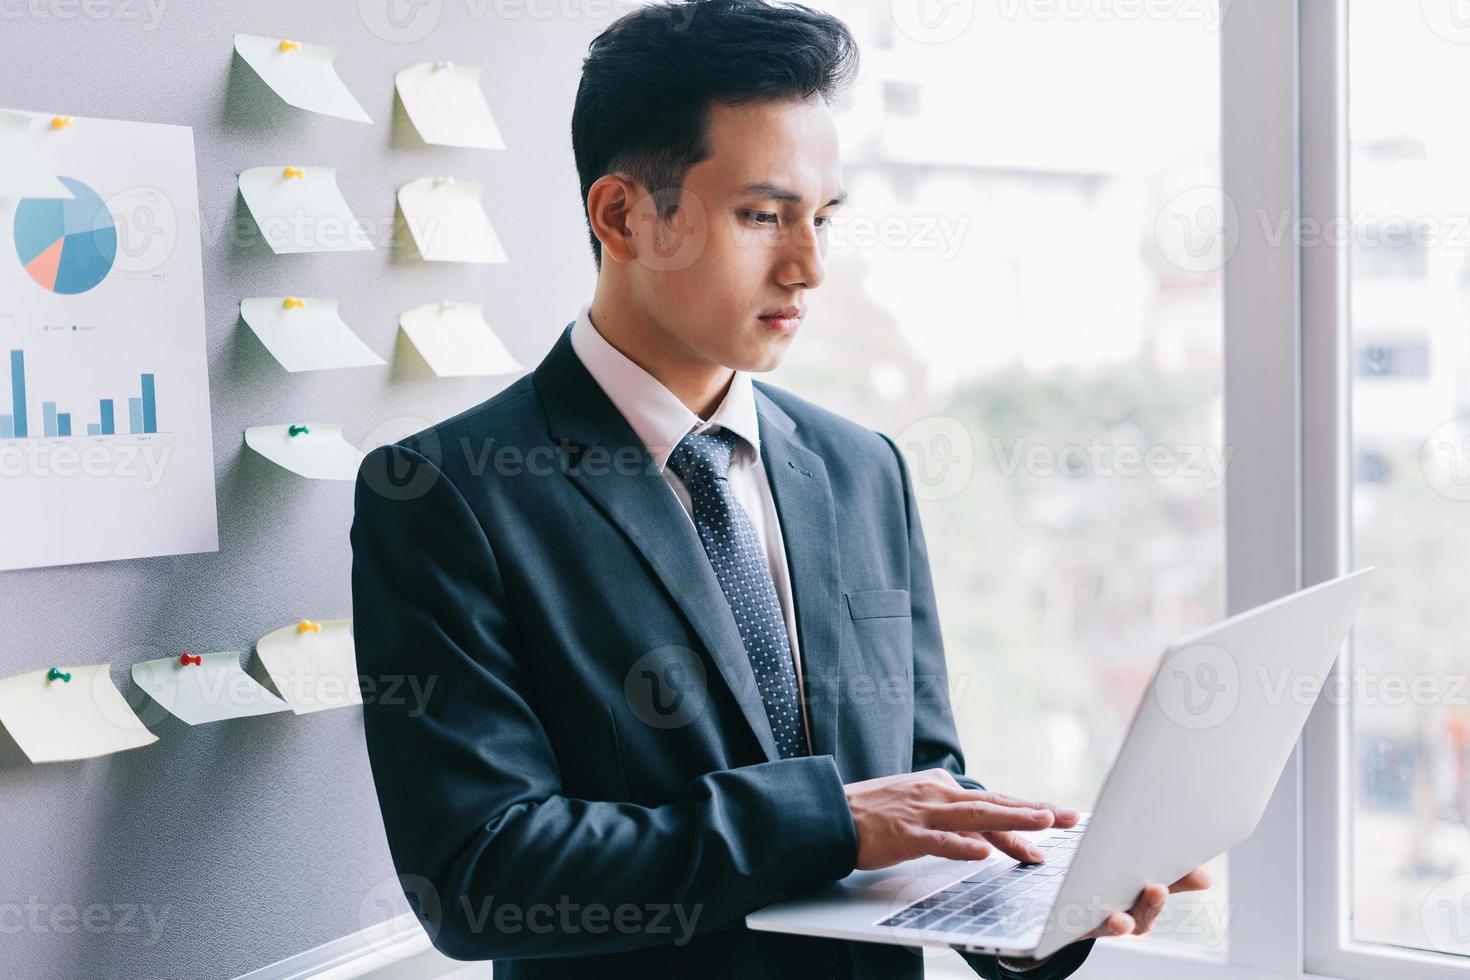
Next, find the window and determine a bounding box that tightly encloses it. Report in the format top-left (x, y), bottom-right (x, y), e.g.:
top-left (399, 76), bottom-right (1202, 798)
top-left (771, 0), bottom-right (1228, 957)
top-left (1348, 0), bottom-right (1470, 960)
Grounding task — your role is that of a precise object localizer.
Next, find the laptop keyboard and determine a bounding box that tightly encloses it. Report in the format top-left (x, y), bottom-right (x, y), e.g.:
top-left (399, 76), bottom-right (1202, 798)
top-left (875, 816), bottom-right (1090, 939)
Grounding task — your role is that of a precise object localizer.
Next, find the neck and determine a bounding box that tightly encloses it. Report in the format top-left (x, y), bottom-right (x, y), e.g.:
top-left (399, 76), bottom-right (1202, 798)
top-left (588, 281), bottom-right (734, 419)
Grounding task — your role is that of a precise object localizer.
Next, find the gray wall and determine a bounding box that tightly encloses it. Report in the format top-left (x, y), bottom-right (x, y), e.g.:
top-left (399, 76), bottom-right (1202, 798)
top-left (0, 2), bottom-right (610, 977)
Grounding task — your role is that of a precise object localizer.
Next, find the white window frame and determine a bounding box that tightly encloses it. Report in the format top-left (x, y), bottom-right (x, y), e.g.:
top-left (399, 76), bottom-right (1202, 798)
top-left (1089, 2), bottom-right (1470, 979)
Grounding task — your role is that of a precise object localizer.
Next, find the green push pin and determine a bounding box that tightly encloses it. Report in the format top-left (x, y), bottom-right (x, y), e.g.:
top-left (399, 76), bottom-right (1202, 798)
top-left (288, 424), bottom-right (310, 437)
top-left (46, 667), bottom-right (71, 683)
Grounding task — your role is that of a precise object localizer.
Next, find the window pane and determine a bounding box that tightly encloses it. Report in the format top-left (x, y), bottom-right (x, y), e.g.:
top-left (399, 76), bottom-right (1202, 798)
top-left (1349, 2), bottom-right (1470, 956)
top-left (771, 1), bottom-right (1226, 955)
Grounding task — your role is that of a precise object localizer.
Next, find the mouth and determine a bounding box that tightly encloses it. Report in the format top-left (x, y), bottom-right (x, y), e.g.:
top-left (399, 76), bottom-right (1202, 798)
top-left (757, 307), bottom-right (803, 334)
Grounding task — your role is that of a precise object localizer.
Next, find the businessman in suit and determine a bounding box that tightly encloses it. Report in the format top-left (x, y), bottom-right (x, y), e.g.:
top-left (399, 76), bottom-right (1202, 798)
top-left (351, 1), bottom-right (1210, 977)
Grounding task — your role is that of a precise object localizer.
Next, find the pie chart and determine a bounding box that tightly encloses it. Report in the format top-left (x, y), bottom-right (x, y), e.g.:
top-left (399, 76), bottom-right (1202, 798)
top-left (13, 176), bottom-right (118, 295)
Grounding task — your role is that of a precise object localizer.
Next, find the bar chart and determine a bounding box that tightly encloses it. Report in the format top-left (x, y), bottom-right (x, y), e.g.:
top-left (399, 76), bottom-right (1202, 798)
top-left (1, 348), bottom-right (159, 439)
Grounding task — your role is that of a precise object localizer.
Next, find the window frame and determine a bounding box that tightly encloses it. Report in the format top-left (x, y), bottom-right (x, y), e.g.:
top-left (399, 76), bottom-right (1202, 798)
top-left (1092, 2), bottom-right (1470, 978)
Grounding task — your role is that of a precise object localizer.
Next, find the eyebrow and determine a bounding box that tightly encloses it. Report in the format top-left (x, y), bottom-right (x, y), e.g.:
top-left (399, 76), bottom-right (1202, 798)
top-left (740, 182), bottom-right (848, 208)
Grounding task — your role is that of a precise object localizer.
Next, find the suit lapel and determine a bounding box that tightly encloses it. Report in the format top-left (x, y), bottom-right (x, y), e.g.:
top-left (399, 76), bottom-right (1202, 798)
top-left (754, 385), bottom-right (842, 760)
top-left (533, 325), bottom-right (844, 764)
top-left (535, 325), bottom-right (780, 762)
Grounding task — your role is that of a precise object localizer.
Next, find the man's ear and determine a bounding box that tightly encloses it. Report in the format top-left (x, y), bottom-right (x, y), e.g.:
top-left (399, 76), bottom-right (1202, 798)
top-left (588, 174), bottom-right (638, 265)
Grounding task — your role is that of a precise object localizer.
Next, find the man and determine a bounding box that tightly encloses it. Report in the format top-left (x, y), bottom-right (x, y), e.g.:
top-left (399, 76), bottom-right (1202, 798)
top-left (351, 1), bottom-right (1210, 977)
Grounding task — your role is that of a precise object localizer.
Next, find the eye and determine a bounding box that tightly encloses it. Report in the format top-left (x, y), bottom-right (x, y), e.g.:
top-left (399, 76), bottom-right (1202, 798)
top-left (815, 214), bottom-right (832, 229)
top-left (743, 210), bottom-right (779, 225)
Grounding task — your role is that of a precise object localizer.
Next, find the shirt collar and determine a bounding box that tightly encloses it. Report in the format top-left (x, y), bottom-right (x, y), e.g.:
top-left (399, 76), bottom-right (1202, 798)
top-left (569, 302), bottom-right (761, 472)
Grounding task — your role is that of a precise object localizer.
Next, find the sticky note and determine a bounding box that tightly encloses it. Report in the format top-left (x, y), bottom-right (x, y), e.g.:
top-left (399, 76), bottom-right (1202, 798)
top-left (0, 109), bottom-right (72, 199)
top-left (397, 177), bottom-right (507, 264)
top-left (240, 297), bottom-right (384, 372)
top-left (255, 619), bottom-right (362, 715)
top-left (395, 62), bottom-right (506, 150)
top-left (399, 302), bottom-right (522, 377)
top-left (131, 652), bottom-right (291, 726)
top-left (0, 664), bottom-right (158, 763)
top-left (238, 166), bottom-right (373, 254)
top-left (233, 33), bottom-right (371, 124)
top-left (244, 423), bottom-right (364, 481)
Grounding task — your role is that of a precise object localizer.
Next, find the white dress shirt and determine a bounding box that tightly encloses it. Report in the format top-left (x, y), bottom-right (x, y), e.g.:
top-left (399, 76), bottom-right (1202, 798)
top-left (570, 303), bottom-right (812, 752)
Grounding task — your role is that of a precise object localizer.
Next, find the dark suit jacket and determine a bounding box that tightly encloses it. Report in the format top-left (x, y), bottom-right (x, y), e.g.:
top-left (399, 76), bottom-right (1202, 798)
top-left (350, 324), bottom-right (1094, 979)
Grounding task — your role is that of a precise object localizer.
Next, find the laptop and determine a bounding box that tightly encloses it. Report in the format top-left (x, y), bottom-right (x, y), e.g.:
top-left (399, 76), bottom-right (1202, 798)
top-left (747, 568), bottom-right (1375, 962)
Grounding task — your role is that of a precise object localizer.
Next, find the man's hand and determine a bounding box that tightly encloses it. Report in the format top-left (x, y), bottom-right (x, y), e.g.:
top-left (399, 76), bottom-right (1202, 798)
top-left (1078, 867), bottom-right (1214, 940)
top-left (843, 768), bottom-right (1079, 871)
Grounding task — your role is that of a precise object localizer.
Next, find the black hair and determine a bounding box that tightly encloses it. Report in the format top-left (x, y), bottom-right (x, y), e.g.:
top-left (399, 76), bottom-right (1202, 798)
top-left (571, 0), bottom-right (859, 270)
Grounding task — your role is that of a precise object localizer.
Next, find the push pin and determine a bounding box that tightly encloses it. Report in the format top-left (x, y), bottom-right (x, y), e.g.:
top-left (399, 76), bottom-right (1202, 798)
top-left (283, 167), bottom-right (305, 180)
top-left (279, 39), bottom-right (301, 53)
top-left (283, 296), bottom-right (306, 310)
top-left (180, 652), bottom-right (202, 667)
top-left (433, 61), bottom-right (453, 71)
top-left (439, 301), bottom-right (460, 312)
top-left (433, 176), bottom-right (456, 188)
top-left (297, 619), bottom-right (322, 635)
top-left (50, 116), bottom-right (74, 131)
top-left (288, 424), bottom-right (310, 437)
top-left (46, 667), bottom-right (71, 683)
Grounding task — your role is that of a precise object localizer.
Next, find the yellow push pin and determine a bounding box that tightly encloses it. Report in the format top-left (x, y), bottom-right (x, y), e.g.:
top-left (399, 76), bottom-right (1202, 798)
top-left (279, 39), bottom-right (301, 53)
top-left (50, 116), bottom-right (74, 131)
top-left (282, 167), bottom-right (305, 180)
top-left (296, 619), bottom-right (322, 635)
top-left (283, 296), bottom-right (306, 310)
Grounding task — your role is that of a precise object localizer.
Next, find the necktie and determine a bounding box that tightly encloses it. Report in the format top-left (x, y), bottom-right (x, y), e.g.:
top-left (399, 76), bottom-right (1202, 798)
top-left (668, 428), bottom-right (846, 977)
top-left (666, 427), bottom-right (809, 759)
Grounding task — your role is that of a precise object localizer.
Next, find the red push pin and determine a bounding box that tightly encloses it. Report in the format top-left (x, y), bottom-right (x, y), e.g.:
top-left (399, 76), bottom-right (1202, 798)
top-left (180, 652), bottom-right (202, 666)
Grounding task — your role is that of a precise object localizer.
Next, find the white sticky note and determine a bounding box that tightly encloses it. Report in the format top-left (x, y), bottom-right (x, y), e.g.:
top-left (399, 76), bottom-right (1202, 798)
top-left (0, 109), bottom-right (72, 199)
top-left (238, 166), bottom-right (373, 254)
top-left (395, 63), bottom-right (506, 150)
top-left (255, 619), bottom-right (362, 715)
top-left (400, 302), bottom-right (523, 377)
top-left (240, 297), bottom-right (384, 373)
top-left (131, 651), bottom-right (291, 726)
top-left (398, 177), bottom-right (508, 264)
top-left (244, 423), bottom-right (365, 481)
top-left (0, 664), bottom-right (158, 763)
top-left (234, 33), bottom-right (371, 123)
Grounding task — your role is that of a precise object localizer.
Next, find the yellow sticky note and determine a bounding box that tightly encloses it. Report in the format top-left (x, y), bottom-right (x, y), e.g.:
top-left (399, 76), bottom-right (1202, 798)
top-left (395, 62), bottom-right (505, 149)
top-left (399, 302), bottom-right (522, 377)
top-left (131, 652), bottom-right (291, 726)
top-left (397, 177), bottom-right (507, 264)
top-left (244, 423), bottom-right (365, 481)
top-left (238, 166), bottom-right (373, 254)
top-left (255, 618), bottom-right (362, 715)
top-left (233, 33), bottom-right (371, 123)
top-left (0, 664), bottom-right (157, 763)
top-left (240, 297), bottom-right (384, 372)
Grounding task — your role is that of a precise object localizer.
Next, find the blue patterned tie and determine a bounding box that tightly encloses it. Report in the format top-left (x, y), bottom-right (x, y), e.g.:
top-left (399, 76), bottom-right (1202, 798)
top-left (668, 427), bottom-right (846, 977)
top-left (666, 427), bottom-right (810, 759)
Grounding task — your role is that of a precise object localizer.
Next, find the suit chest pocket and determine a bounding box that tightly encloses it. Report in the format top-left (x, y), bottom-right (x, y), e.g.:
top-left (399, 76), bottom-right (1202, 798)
top-left (845, 588), bottom-right (911, 621)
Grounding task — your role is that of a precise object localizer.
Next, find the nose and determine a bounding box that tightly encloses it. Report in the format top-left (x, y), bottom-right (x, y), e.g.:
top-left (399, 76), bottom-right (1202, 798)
top-left (778, 218), bottom-right (827, 291)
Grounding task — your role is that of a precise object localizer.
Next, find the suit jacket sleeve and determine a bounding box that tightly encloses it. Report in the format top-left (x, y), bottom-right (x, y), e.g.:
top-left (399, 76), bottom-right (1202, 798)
top-left (350, 443), bottom-right (859, 960)
top-left (879, 433), bottom-right (1095, 980)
